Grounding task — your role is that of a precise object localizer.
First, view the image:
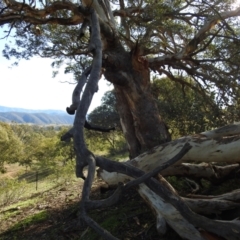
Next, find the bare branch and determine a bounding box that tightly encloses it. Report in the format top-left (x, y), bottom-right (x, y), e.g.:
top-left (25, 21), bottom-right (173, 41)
top-left (96, 157), bottom-right (240, 240)
top-left (177, 6), bottom-right (240, 58)
top-left (66, 66), bottom-right (91, 115)
top-left (0, 0), bottom-right (84, 25)
top-left (124, 143), bottom-right (191, 190)
top-left (148, 6), bottom-right (240, 69)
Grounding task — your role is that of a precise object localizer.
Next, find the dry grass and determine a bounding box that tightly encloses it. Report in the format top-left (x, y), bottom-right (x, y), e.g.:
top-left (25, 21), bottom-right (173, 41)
top-left (0, 164), bottom-right (25, 179)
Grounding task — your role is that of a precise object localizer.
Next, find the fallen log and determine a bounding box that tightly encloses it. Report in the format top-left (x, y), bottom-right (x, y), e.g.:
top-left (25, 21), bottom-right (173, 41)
top-left (98, 156), bottom-right (240, 240)
top-left (98, 124), bottom-right (240, 239)
top-left (99, 131), bottom-right (240, 185)
top-left (161, 163), bottom-right (240, 183)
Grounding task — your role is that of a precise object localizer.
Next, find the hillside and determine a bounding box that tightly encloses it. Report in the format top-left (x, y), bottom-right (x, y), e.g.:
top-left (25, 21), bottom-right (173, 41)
top-left (0, 106), bottom-right (66, 115)
top-left (0, 106), bottom-right (74, 125)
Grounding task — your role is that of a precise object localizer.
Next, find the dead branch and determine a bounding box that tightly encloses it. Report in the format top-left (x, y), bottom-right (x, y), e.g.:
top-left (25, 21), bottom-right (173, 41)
top-left (97, 157), bottom-right (240, 240)
top-left (66, 8), bottom-right (118, 240)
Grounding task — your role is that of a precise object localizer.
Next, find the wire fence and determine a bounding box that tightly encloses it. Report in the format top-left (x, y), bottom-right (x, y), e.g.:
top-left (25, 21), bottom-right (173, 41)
top-left (0, 165), bottom-right (76, 208)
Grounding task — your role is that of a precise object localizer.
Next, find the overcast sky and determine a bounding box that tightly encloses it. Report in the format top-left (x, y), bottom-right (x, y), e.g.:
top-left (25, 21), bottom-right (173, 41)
top-left (0, 29), bottom-right (112, 113)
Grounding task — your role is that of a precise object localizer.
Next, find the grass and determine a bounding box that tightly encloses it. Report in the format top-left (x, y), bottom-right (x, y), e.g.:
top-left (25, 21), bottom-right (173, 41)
top-left (2, 210), bottom-right (49, 240)
top-left (1, 156), bottom-right (240, 240)
top-left (108, 151), bottom-right (129, 161)
top-left (1, 199), bottom-right (37, 221)
top-left (1, 175), bottom-right (239, 240)
top-left (0, 163), bottom-right (77, 207)
top-left (0, 163), bottom-right (80, 235)
top-left (0, 164), bottom-right (25, 180)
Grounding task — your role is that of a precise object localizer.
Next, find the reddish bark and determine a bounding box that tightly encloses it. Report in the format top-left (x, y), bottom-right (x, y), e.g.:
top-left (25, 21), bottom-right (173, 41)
top-left (103, 45), bottom-right (171, 158)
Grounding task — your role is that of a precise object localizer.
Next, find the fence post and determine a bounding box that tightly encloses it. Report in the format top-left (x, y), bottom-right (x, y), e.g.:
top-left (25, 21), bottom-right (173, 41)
top-left (36, 171), bottom-right (38, 191)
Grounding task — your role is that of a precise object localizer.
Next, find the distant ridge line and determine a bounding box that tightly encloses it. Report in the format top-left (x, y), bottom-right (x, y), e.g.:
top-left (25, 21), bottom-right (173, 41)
top-left (0, 105), bottom-right (66, 114)
top-left (0, 106), bottom-right (73, 125)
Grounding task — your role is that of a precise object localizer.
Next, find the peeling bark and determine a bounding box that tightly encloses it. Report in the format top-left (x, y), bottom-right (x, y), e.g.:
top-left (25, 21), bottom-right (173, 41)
top-left (98, 125), bottom-right (240, 240)
top-left (99, 133), bottom-right (240, 186)
top-left (138, 184), bottom-right (203, 240)
top-left (97, 156), bottom-right (240, 240)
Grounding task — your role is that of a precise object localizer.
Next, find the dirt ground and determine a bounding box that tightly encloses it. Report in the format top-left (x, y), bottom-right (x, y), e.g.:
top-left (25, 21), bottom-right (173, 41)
top-left (1, 176), bottom-right (177, 240)
top-left (1, 168), bottom-right (239, 240)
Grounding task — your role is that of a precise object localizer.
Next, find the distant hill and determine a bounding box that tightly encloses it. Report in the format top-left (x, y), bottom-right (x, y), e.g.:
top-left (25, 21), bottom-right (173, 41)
top-left (0, 106), bottom-right (74, 125)
top-left (0, 106), bottom-right (66, 115)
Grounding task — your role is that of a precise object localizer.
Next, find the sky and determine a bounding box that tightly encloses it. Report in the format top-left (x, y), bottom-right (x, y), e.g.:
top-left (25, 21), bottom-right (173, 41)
top-left (0, 29), bottom-right (112, 113)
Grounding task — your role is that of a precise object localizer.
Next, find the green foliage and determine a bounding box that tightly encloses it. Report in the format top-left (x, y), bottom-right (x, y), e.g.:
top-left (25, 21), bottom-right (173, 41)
top-left (2, 0), bottom-right (240, 141)
top-left (151, 77), bottom-right (226, 138)
top-left (0, 122), bottom-right (23, 171)
top-left (0, 120), bottom-right (125, 173)
top-left (0, 179), bottom-right (27, 206)
top-left (2, 1), bottom-right (240, 106)
top-left (55, 128), bottom-right (75, 164)
top-left (0, 123), bottom-right (75, 172)
top-left (87, 91), bottom-right (127, 155)
top-left (88, 91), bottom-right (120, 129)
top-left (88, 78), bottom-right (230, 141)
top-left (9, 210), bottom-right (49, 232)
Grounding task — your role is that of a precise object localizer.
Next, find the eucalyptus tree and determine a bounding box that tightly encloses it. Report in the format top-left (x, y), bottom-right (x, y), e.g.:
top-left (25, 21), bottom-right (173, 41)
top-left (2, 0), bottom-right (240, 239)
top-left (151, 76), bottom-right (226, 137)
top-left (0, 122), bottom-right (23, 172)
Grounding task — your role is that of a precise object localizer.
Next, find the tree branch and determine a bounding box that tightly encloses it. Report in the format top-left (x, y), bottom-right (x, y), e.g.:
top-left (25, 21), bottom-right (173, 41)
top-left (148, 6), bottom-right (240, 69)
top-left (124, 143), bottom-right (191, 190)
top-left (97, 157), bottom-right (240, 240)
top-left (1, 0), bottom-right (83, 25)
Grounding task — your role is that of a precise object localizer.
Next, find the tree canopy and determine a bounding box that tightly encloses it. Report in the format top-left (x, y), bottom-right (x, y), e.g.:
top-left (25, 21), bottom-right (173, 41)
top-left (1, 0), bottom-right (240, 105)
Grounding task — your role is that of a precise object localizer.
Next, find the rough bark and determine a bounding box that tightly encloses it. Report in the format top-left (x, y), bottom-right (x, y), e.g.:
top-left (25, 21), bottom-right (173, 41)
top-left (99, 127), bottom-right (240, 185)
top-left (161, 163), bottom-right (240, 184)
top-left (114, 85), bottom-right (141, 158)
top-left (103, 45), bottom-right (171, 158)
top-left (97, 156), bottom-right (240, 240)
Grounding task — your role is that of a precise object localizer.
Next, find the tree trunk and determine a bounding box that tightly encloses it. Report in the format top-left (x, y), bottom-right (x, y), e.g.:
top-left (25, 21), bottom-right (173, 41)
top-left (103, 44), bottom-right (171, 158)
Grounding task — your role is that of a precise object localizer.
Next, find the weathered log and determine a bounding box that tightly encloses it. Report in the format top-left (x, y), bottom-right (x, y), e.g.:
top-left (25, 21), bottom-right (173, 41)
top-left (183, 197), bottom-right (240, 215)
top-left (199, 123), bottom-right (240, 139)
top-left (98, 125), bottom-right (240, 239)
top-left (161, 163), bottom-right (240, 183)
top-left (188, 189), bottom-right (240, 202)
top-left (138, 184), bottom-right (203, 239)
top-left (100, 167), bottom-right (240, 237)
top-left (97, 156), bottom-right (240, 240)
top-left (99, 133), bottom-right (240, 185)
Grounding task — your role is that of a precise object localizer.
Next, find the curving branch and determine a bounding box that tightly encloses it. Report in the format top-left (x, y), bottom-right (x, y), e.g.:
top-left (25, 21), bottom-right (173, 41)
top-left (1, 0), bottom-right (84, 26)
top-left (84, 120), bottom-right (115, 132)
top-left (66, 66), bottom-right (92, 115)
top-left (97, 156), bottom-right (240, 240)
top-left (66, 8), bottom-right (119, 240)
top-left (124, 143), bottom-right (192, 190)
top-left (148, 6), bottom-right (240, 69)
